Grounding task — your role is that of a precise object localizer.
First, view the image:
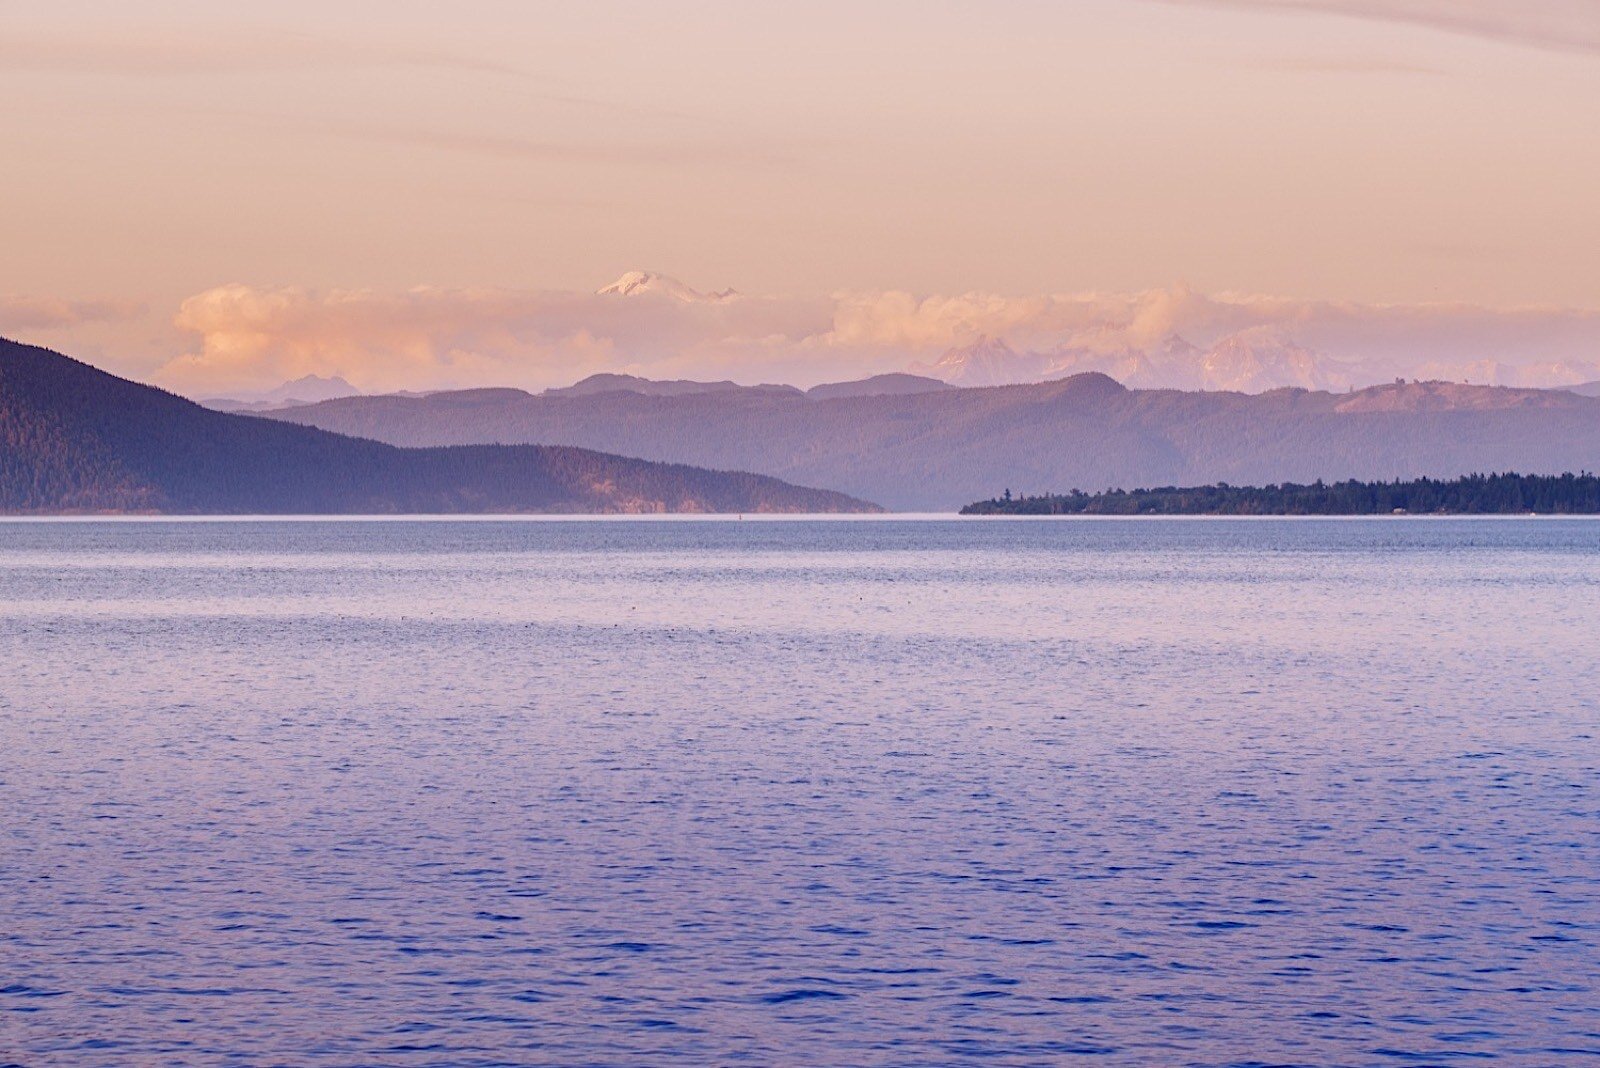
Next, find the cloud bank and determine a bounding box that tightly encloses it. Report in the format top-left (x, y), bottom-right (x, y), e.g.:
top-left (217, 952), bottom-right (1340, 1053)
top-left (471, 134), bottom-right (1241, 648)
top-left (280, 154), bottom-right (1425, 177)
top-left (157, 277), bottom-right (1600, 396)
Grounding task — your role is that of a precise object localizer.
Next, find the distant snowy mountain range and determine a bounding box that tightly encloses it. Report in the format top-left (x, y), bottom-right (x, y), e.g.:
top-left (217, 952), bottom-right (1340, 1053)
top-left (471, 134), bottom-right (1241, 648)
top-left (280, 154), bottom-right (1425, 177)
top-left (912, 330), bottom-right (1368, 394)
top-left (915, 328), bottom-right (1600, 393)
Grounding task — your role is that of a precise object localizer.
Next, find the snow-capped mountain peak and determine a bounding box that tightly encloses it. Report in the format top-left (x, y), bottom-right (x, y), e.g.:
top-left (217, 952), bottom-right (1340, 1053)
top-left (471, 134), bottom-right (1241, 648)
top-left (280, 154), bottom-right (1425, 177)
top-left (916, 336), bottom-right (1054, 387)
top-left (597, 271), bottom-right (739, 303)
top-left (1199, 327), bottom-right (1352, 393)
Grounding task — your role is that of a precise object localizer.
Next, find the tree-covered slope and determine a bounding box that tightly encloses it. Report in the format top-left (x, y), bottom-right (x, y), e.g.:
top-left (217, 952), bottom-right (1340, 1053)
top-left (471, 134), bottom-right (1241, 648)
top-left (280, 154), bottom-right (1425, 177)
top-left (0, 339), bottom-right (877, 514)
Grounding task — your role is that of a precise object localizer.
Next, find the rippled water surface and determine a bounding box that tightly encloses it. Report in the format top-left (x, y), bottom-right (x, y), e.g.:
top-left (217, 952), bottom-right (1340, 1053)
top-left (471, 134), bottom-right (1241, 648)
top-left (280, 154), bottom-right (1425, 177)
top-left (2, 518), bottom-right (1597, 1066)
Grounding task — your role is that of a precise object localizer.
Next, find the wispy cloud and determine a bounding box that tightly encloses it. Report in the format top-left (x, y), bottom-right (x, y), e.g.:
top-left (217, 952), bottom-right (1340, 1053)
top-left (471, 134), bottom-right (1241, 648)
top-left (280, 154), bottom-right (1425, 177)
top-left (0, 25), bottom-right (739, 150)
top-left (0, 26), bottom-right (533, 79)
top-left (1155, 1), bottom-right (1600, 56)
top-left (1245, 56), bottom-right (1446, 75)
top-left (0, 295), bottom-right (142, 332)
top-left (345, 126), bottom-right (797, 170)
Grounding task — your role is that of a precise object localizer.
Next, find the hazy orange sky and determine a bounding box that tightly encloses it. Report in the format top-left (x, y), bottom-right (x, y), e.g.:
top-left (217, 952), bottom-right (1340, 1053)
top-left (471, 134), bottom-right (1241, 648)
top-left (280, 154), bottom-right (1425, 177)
top-left (3, 1), bottom-right (1599, 393)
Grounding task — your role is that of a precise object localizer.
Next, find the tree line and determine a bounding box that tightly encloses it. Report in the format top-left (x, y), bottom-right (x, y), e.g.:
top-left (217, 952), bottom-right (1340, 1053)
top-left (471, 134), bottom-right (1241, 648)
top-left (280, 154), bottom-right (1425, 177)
top-left (961, 472), bottom-right (1600, 515)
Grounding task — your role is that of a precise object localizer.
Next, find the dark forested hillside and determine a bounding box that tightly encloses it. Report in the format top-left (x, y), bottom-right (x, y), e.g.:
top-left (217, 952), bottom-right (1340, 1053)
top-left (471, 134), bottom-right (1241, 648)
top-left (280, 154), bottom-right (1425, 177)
top-left (257, 374), bottom-right (1600, 511)
top-left (961, 473), bottom-right (1600, 515)
top-left (0, 339), bottom-right (877, 514)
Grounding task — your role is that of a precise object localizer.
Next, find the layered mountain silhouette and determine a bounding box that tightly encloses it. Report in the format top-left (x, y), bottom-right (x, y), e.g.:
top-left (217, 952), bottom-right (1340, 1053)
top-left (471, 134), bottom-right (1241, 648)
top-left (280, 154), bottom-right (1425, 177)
top-left (538, 372), bottom-right (951, 402)
top-left (545, 373), bottom-right (801, 399)
top-left (205, 373), bottom-right (362, 412)
top-left (805, 373), bottom-right (951, 400)
top-left (255, 372), bottom-right (1600, 511)
top-left (0, 338), bottom-right (876, 514)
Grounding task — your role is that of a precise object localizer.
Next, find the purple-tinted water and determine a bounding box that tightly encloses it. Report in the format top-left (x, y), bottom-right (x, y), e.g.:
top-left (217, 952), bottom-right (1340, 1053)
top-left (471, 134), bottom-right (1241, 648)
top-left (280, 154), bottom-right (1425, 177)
top-left (1, 518), bottom-right (1596, 1066)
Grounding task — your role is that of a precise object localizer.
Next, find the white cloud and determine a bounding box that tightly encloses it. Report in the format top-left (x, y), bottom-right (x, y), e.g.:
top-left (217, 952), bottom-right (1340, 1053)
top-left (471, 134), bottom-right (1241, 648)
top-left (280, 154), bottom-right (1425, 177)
top-left (162, 282), bottom-right (838, 394)
top-left (157, 277), bottom-right (1600, 395)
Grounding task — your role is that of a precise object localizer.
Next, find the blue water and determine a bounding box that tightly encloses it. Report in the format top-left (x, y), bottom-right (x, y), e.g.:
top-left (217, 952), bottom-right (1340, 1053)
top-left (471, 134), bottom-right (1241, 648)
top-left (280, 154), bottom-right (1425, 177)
top-left (1, 518), bottom-right (1596, 1066)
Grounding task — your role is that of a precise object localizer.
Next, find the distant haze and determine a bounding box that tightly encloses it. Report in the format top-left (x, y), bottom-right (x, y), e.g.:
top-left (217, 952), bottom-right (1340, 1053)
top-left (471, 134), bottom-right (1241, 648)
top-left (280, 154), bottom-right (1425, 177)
top-left (2, 2), bottom-right (1598, 392)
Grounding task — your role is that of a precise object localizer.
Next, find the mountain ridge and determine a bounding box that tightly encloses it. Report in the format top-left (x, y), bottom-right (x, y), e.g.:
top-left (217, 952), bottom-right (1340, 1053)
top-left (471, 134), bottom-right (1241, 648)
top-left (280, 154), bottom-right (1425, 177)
top-left (0, 338), bottom-right (878, 514)
top-left (205, 373), bottom-right (363, 412)
top-left (257, 371), bottom-right (1600, 511)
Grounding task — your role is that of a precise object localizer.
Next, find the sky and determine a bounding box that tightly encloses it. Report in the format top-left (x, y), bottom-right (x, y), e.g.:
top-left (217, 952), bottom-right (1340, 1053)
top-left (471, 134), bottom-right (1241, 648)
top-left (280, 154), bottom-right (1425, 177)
top-left (2, 0), bottom-right (1599, 394)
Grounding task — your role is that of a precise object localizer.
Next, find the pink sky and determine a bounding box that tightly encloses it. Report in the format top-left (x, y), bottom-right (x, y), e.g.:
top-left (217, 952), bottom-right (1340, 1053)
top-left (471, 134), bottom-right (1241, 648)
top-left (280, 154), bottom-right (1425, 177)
top-left (2, 1), bottom-right (1598, 393)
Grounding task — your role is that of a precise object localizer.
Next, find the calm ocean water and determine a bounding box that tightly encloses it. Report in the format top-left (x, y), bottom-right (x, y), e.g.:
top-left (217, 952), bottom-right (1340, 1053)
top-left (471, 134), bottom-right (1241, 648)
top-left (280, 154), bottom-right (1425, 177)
top-left (1, 518), bottom-right (1596, 1067)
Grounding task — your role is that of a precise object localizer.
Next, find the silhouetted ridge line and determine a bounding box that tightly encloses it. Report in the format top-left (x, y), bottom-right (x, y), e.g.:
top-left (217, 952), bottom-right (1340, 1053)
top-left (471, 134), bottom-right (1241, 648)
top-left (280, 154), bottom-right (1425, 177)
top-left (256, 372), bottom-right (1600, 511)
top-left (0, 338), bottom-right (878, 514)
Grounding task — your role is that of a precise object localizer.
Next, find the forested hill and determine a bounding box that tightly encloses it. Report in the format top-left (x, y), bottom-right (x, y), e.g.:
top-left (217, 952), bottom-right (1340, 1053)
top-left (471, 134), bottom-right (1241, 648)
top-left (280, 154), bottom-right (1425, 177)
top-left (961, 473), bottom-right (1600, 516)
top-left (0, 339), bottom-right (877, 514)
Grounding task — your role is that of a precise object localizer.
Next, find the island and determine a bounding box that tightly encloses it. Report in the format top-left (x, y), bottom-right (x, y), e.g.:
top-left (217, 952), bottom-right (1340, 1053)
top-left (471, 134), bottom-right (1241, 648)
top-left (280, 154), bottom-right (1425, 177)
top-left (961, 473), bottom-right (1600, 516)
